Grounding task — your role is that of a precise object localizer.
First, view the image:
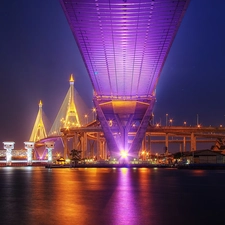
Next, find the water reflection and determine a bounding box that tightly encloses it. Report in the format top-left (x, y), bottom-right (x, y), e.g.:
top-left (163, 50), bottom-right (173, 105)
top-left (107, 168), bottom-right (137, 224)
top-left (0, 167), bottom-right (225, 225)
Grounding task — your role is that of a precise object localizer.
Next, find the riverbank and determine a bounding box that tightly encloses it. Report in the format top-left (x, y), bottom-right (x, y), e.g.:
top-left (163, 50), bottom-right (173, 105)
top-left (177, 163), bottom-right (225, 170)
top-left (45, 163), bottom-right (172, 169)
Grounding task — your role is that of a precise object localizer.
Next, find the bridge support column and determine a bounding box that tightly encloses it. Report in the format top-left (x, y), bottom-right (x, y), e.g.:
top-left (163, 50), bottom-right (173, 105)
top-left (141, 135), bottom-right (147, 160)
top-left (45, 141), bottom-right (54, 165)
top-left (142, 134), bottom-right (146, 151)
top-left (105, 141), bottom-right (108, 159)
top-left (148, 135), bottom-right (151, 154)
top-left (97, 133), bottom-right (100, 160)
top-left (63, 135), bottom-right (68, 159)
top-left (24, 142), bottom-right (34, 165)
top-left (100, 141), bottom-right (103, 159)
top-left (80, 133), bottom-right (84, 159)
top-left (191, 133), bottom-right (196, 151)
top-left (165, 134), bottom-right (169, 155)
top-left (83, 133), bottom-right (87, 159)
top-left (183, 136), bottom-right (186, 152)
top-left (100, 140), bottom-right (107, 160)
top-left (3, 142), bottom-right (15, 166)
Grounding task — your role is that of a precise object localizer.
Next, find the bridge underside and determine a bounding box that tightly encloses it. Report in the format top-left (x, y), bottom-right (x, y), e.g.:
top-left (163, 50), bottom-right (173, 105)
top-left (60, 0), bottom-right (190, 156)
top-left (93, 97), bottom-right (155, 156)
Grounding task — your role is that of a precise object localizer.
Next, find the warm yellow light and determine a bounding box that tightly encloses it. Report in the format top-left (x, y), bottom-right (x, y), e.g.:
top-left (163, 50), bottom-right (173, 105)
top-left (39, 100), bottom-right (43, 107)
top-left (70, 74), bottom-right (74, 82)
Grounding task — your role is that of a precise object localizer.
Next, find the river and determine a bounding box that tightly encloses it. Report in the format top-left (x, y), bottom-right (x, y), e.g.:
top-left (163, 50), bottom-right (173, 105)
top-left (0, 167), bottom-right (225, 225)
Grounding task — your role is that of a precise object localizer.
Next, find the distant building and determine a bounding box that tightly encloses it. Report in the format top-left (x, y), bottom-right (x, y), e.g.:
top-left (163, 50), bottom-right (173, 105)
top-left (174, 149), bottom-right (225, 164)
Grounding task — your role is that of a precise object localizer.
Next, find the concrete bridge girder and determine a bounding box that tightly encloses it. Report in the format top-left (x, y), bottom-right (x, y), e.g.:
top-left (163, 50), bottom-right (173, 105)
top-left (60, 126), bottom-right (225, 157)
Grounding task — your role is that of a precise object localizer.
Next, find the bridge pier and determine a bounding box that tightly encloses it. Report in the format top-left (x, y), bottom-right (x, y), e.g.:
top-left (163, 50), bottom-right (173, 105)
top-left (191, 132), bottom-right (196, 151)
top-left (100, 140), bottom-right (107, 160)
top-left (183, 136), bottom-right (186, 152)
top-left (165, 134), bottom-right (169, 154)
top-left (3, 142), bottom-right (15, 166)
top-left (62, 135), bottom-right (68, 159)
top-left (97, 133), bottom-right (100, 160)
top-left (82, 132), bottom-right (87, 159)
top-left (45, 141), bottom-right (54, 165)
top-left (148, 135), bottom-right (151, 154)
top-left (24, 142), bottom-right (34, 165)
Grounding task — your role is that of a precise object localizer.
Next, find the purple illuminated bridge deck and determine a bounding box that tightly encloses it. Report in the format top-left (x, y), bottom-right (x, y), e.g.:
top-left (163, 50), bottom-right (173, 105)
top-left (60, 0), bottom-right (190, 157)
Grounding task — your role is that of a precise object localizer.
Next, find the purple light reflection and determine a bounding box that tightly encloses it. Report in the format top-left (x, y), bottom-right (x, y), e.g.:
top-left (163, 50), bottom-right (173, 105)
top-left (109, 168), bottom-right (138, 224)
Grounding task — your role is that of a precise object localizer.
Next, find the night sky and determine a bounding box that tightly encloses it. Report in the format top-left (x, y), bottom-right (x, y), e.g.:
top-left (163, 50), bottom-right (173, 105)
top-left (0, 0), bottom-right (225, 151)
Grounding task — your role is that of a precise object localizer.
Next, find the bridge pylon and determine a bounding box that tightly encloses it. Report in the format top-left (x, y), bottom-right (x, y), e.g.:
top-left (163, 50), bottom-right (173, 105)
top-left (49, 74), bottom-right (81, 136)
top-left (49, 74), bottom-right (81, 158)
top-left (29, 100), bottom-right (47, 142)
top-left (65, 74), bottom-right (81, 128)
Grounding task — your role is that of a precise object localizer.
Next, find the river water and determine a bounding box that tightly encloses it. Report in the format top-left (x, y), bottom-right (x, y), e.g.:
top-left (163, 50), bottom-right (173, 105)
top-left (0, 167), bottom-right (225, 225)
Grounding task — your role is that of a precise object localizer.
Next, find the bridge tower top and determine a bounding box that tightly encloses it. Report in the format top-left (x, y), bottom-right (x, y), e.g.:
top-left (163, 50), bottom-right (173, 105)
top-left (70, 74), bottom-right (74, 84)
top-left (65, 74), bottom-right (80, 128)
top-left (29, 100), bottom-right (47, 142)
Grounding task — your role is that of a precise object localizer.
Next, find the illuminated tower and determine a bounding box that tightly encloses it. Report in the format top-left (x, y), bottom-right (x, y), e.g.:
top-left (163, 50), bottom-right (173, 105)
top-left (49, 74), bottom-right (81, 136)
top-left (60, 0), bottom-right (190, 156)
top-left (29, 100), bottom-right (47, 142)
top-left (65, 74), bottom-right (81, 128)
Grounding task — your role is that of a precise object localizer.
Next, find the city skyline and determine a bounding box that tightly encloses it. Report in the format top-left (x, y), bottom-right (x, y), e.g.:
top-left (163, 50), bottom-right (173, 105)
top-left (0, 0), bottom-right (225, 150)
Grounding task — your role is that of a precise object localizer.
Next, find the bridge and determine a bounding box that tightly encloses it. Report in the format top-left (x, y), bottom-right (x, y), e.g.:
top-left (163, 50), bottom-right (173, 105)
top-left (59, 0), bottom-right (191, 157)
top-left (2, 74), bottom-right (225, 166)
top-left (2, 0), bottom-right (225, 166)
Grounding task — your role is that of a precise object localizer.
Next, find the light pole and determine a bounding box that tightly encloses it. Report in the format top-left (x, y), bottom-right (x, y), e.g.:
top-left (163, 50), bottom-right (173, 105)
top-left (184, 121), bottom-right (186, 126)
top-left (166, 114), bottom-right (168, 126)
top-left (85, 114), bottom-right (88, 124)
top-left (92, 108), bottom-right (96, 121)
top-left (196, 114), bottom-right (199, 126)
top-left (169, 119), bottom-right (173, 126)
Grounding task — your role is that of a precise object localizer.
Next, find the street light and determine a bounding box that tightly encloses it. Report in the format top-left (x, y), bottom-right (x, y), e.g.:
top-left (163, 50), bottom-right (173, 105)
top-left (169, 119), bottom-right (173, 126)
top-left (84, 114), bottom-right (88, 124)
top-left (184, 121), bottom-right (186, 126)
top-left (92, 108), bottom-right (96, 121)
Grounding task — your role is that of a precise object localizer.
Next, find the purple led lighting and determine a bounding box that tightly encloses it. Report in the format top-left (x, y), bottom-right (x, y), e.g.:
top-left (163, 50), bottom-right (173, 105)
top-left (60, 0), bottom-right (190, 154)
top-left (60, 0), bottom-right (190, 98)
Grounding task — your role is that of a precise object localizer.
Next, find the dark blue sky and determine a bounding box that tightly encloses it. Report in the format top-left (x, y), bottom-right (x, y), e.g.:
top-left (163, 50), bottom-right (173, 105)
top-left (0, 0), bottom-right (225, 149)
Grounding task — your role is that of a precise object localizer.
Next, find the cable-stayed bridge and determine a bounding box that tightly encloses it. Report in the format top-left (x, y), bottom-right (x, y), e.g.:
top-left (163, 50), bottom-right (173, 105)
top-left (2, 74), bottom-right (225, 166)
top-left (27, 75), bottom-right (225, 162)
top-left (2, 0), bottom-right (225, 166)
